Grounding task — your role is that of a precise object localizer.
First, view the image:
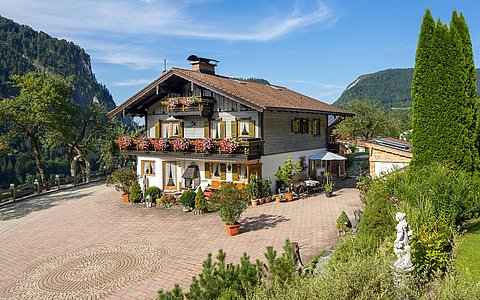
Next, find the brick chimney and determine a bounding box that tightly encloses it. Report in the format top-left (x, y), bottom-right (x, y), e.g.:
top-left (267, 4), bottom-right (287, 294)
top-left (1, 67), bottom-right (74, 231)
top-left (187, 55), bottom-right (218, 75)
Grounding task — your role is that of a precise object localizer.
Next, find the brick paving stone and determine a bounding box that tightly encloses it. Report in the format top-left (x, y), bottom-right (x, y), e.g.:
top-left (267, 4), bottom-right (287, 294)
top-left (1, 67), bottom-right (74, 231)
top-left (0, 180), bottom-right (362, 299)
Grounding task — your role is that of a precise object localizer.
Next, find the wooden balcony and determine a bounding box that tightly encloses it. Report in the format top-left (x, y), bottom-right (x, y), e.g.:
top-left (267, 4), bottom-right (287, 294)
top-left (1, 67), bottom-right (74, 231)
top-left (120, 138), bottom-right (264, 161)
top-left (164, 98), bottom-right (215, 118)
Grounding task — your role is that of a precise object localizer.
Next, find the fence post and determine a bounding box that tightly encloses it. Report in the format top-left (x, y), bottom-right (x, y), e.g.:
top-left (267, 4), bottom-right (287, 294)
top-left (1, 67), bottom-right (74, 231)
top-left (9, 183), bottom-right (15, 201)
top-left (56, 175), bottom-right (60, 190)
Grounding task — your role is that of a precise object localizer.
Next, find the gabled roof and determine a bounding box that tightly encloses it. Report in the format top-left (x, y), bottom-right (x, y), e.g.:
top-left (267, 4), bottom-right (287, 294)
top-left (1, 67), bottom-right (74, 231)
top-left (109, 68), bottom-right (352, 117)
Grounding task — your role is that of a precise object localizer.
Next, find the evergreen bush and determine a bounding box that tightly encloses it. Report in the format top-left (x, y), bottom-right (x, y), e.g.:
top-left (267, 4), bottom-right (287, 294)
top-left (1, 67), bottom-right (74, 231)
top-left (180, 189), bottom-right (196, 209)
top-left (129, 180), bottom-right (142, 203)
top-left (106, 167), bottom-right (137, 194)
top-left (145, 186), bottom-right (161, 201)
top-left (194, 187), bottom-right (206, 212)
top-left (336, 211), bottom-right (352, 233)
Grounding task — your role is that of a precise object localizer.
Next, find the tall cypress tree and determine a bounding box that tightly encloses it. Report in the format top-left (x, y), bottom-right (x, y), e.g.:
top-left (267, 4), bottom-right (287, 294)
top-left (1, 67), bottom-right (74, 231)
top-left (411, 9), bottom-right (479, 173)
top-left (411, 9), bottom-right (438, 166)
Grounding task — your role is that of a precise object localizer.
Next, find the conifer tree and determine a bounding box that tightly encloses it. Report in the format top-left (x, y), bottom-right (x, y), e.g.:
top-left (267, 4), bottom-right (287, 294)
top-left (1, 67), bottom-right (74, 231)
top-left (411, 9), bottom-right (479, 172)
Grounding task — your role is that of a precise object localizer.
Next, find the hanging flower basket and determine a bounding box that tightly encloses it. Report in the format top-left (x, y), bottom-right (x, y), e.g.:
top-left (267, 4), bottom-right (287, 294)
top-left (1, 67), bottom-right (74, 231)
top-left (172, 138), bottom-right (190, 151)
top-left (219, 138), bottom-right (240, 153)
top-left (151, 138), bottom-right (168, 151)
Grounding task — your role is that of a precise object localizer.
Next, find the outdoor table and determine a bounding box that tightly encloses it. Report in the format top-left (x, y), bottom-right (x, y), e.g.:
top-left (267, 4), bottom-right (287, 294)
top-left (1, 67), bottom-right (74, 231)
top-left (303, 180), bottom-right (321, 193)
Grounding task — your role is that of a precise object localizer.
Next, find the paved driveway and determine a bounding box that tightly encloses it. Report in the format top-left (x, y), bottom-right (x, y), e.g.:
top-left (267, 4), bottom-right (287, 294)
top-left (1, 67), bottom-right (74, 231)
top-left (0, 181), bottom-right (362, 299)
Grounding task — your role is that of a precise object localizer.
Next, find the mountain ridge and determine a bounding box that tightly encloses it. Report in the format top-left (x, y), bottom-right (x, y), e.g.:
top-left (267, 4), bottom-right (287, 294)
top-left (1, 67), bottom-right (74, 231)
top-left (334, 68), bottom-right (480, 109)
top-left (0, 15), bottom-right (116, 109)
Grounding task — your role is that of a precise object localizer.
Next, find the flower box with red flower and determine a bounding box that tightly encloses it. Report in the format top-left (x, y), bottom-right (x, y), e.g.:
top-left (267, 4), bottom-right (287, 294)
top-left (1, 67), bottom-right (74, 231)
top-left (219, 138), bottom-right (240, 153)
top-left (134, 136), bottom-right (151, 150)
top-left (151, 138), bottom-right (169, 151)
top-left (172, 138), bottom-right (190, 152)
top-left (117, 135), bottom-right (133, 149)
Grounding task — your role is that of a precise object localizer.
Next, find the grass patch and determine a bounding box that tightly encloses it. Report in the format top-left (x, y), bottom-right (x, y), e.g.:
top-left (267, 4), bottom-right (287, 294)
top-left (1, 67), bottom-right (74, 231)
top-left (456, 218), bottom-right (480, 283)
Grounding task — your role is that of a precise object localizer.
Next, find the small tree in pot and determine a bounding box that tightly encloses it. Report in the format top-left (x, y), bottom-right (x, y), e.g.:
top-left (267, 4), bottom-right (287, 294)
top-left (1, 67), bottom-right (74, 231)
top-left (145, 186), bottom-right (161, 207)
top-left (106, 168), bottom-right (138, 202)
top-left (129, 180), bottom-right (142, 203)
top-left (210, 182), bottom-right (248, 236)
top-left (180, 189), bottom-right (197, 211)
top-left (275, 155), bottom-right (301, 201)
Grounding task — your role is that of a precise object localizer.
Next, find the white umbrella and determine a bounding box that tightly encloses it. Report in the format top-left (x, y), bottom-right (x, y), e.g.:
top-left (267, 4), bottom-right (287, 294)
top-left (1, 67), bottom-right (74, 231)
top-left (307, 151), bottom-right (347, 176)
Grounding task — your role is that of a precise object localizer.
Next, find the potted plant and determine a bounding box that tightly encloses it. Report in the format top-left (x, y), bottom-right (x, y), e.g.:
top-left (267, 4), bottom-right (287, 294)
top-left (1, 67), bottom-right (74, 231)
top-left (323, 172), bottom-right (335, 197)
top-left (157, 194), bottom-right (176, 208)
top-left (129, 180), bottom-right (142, 203)
top-left (180, 189), bottom-right (197, 211)
top-left (262, 177), bottom-right (272, 202)
top-left (275, 156), bottom-right (301, 201)
top-left (145, 186), bottom-right (161, 207)
top-left (209, 182), bottom-right (248, 236)
top-left (246, 174), bottom-right (261, 206)
top-left (106, 168), bottom-right (138, 202)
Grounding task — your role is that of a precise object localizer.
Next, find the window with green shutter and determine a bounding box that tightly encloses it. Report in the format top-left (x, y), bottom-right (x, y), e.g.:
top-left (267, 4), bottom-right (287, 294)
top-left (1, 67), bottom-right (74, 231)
top-left (238, 120), bottom-right (255, 138)
top-left (231, 164), bottom-right (238, 181)
top-left (204, 162), bottom-right (211, 178)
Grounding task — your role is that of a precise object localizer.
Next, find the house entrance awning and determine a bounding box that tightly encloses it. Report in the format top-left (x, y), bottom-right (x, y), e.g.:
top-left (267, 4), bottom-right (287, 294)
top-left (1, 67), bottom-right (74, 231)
top-left (307, 151), bottom-right (347, 161)
top-left (182, 165), bottom-right (200, 179)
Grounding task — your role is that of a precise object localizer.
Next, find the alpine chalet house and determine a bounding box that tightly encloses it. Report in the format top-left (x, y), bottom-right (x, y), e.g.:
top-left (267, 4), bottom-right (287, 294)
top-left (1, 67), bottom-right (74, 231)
top-left (109, 55), bottom-right (352, 192)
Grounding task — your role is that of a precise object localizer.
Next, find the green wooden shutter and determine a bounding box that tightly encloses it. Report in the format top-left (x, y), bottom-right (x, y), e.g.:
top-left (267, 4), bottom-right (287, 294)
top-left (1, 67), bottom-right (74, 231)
top-left (178, 121), bottom-right (184, 137)
top-left (232, 164), bottom-right (238, 181)
top-left (155, 121), bottom-right (160, 138)
top-left (248, 121), bottom-right (255, 138)
top-left (220, 163), bottom-right (226, 180)
top-left (308, 119), bottom-right (313, 135)
top-left (291, 120), bottom-right (296, 133)
top-left (204, 121), bottom-right (210, 137)
top-left (231, 120), bottom-right (237, 138)
top-left (204, 163), bottom-right (211, 179)
top-left (220, 121), bottom-right (226, 139)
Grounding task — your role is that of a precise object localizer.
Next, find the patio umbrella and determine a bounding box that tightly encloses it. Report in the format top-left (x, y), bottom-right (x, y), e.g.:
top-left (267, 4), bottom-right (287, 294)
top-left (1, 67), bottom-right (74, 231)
top-left (307, 151), bottom-right (347, 175)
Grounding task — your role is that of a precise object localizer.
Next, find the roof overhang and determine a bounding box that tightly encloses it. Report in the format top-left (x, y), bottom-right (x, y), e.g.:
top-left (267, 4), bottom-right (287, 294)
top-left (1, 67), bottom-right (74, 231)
top-left (265, 107), bottom-right (354, 117)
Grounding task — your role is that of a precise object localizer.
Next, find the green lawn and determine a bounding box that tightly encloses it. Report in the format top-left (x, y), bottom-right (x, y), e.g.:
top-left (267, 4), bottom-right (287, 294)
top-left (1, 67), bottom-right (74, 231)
top-left (456, 218), bottom-right (480, 283)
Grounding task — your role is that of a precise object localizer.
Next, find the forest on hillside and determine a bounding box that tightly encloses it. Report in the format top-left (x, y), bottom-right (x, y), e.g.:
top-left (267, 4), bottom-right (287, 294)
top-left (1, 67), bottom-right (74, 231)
top-left (334, 68), bottom-right (480, 109)
top-left (0, 16), bottom-right (120, 188)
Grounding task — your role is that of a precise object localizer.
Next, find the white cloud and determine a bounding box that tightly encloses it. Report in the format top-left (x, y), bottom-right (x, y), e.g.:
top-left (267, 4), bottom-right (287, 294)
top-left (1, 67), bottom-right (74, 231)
top-left (0, 0), bottom-right (335, 41)
top-left (0, 0), bottom-right (336, 69)
top-left (112, 78), bottom-right (154, 86)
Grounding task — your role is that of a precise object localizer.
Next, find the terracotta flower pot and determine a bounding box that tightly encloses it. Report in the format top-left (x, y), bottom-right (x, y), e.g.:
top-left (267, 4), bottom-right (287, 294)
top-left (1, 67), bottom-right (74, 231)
top-left (285, 193), bottom-right (294, 201)
top-left (121, 194), bottom-right (129, 202)
top-left (226, 224), bottom-right (241, 236)
top-left (251, 199), bottom-right (258, 206)
top-left (275, 197), bottom-right (281, 203)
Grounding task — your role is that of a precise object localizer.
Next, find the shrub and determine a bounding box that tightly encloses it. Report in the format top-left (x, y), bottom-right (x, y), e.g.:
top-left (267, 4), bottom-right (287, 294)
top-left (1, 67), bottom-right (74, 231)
top-left (261, 177), bottom-right (272, 197)
top-left (336, 211), bottom-right (352, 232)
top-left (180, 189), bottom-right (196, 209)
top-left (157, 240), bottom-right (298, 300)
top-left (129, 180), bottom-right (142, 203)
top-left (247, 174), bottom-right (261, 200)
top-left (210, 182), bottom-right (248, 225)
top-left (106, 168), bottom-right (137, 194)
top-left (145, 186), bottom-right (161, 201)
top-left (195, 187), bottom-right (206, 212)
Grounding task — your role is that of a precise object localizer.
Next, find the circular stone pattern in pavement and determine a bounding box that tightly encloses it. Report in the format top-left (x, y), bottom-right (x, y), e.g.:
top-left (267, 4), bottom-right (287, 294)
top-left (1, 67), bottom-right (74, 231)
top-left (0, 241), bottom-right (169, 299)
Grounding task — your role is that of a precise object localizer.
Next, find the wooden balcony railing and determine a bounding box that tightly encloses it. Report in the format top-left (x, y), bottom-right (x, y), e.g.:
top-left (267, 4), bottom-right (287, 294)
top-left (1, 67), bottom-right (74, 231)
top-left (120, 138), bottom-right (264, 160)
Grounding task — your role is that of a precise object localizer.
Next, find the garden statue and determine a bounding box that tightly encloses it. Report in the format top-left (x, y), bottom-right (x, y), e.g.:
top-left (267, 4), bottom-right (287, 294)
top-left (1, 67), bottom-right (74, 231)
top-left (393, 212), bottom-right (413, 271)
top-left (393, 212), bottom-right (414, 294)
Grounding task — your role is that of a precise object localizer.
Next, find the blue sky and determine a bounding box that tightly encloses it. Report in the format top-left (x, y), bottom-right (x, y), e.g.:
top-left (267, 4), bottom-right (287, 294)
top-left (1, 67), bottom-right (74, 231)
top-left (1, 0), bottom-right (480, 105)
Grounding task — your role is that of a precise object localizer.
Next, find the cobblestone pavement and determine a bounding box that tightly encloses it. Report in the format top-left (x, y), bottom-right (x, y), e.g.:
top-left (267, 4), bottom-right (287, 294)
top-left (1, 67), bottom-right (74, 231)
top-left (0, 181), bottom-right (362, 299)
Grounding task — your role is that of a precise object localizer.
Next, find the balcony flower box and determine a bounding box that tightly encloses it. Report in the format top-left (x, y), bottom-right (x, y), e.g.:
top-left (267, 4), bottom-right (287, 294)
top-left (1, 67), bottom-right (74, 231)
top-left (134, 136), bottom-right (151, 150)
top-left (117, 135), bottom-right (133, 149)
top-left (194, 137), bottom-right (214, 153)
top-left (161, 97), bottom-right (203, 110)
top-left (172, 138), bottom-right (190, 152)
top-left (151, 138), bottom-right (169, 151)
top-left (219, 138), bottom-right (240, 153)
